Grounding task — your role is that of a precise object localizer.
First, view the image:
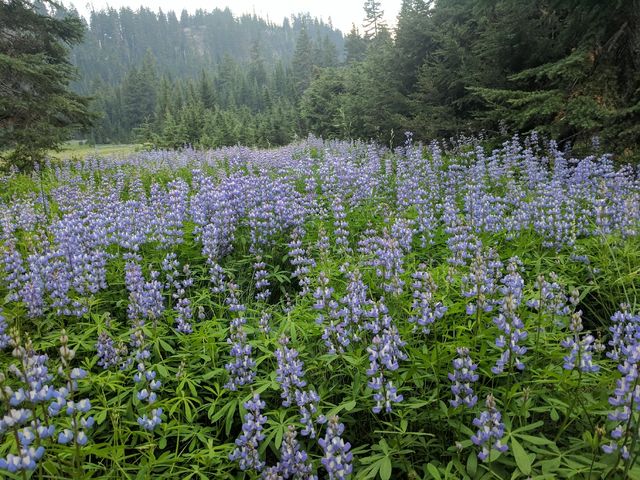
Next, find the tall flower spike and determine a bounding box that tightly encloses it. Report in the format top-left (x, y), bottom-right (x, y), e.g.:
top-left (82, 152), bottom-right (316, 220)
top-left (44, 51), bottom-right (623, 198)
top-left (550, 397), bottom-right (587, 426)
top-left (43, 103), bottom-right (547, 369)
top-left (278, 425), bottom-right (316, 479)
top-left (409, 267), bottom-right (447, 334)
top-left (608, 305), bottom-right (640, 362)
top-left (560, 311), bottom-right (599, 373)
top-left (0, 308), bottom-right (9, 350)
top-left (319, 415), bottom-right (352, 480)
top-left (449, 347), bottom-right (479, 408)
top-left (492, 257), bottom-right (527, 374)
top-left (253, 256), bottom-right (271, 302)
top-left (229, 393), bottom-right (267, 472)
top-left (275, 337), bottom-right (307, 408)
top-left (471, 395), bottom-right (508, 461)
top-left (95, 331), bottom-right (121, 369)
top-left (602, 343), bottom-right (640, 460)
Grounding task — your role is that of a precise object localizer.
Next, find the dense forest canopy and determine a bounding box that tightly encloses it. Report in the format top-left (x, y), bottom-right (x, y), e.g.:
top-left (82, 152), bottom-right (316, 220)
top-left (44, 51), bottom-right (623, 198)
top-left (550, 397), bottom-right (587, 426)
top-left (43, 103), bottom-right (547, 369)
top-left (2, 0), bottom-right (639, 164)
top-left (71, 7), bottom-right (344, 92)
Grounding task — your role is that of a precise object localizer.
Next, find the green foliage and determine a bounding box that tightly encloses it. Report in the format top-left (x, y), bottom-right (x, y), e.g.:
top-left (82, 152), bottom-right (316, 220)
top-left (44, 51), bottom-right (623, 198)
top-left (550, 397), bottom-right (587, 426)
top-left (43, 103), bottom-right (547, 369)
top-left (0, 0), bottom-right (95, 170)
top-left (13, 0), bottom-right (636, 158)
top-left (0, 141), bottom-right (638, 478)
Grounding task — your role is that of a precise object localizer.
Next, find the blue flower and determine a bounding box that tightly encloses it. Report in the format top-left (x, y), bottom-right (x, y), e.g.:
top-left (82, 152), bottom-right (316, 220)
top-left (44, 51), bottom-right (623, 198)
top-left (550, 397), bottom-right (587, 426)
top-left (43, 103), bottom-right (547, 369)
top-left (471, 395), bottom-right (508, 461)
top-left (449, 347), bottom-right (479, 408)
top-left (319, 415), bottom-right (352, 480)
top-left (229, 394), bottom-right (267, 472)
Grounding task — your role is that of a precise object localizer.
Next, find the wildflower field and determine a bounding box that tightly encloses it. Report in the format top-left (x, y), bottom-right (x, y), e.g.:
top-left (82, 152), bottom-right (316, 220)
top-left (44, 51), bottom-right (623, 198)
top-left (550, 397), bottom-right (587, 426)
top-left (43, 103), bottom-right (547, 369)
top-left (0, 135), bottom-right (639, 479)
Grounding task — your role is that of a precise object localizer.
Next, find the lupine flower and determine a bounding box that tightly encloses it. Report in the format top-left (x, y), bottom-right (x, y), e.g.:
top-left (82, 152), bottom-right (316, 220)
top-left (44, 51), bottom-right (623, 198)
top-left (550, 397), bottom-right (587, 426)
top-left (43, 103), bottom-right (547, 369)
top-left (560, 311), bottom-right (599, 372)
top-left (449, 347), bottom-right (479, 408)
top-left (319, 415), bottom-right (352, 480)
top-left (174, 297), bottom-right (193, 334)
top-left (224, 287), bottom-right (255, 391)
top-left (275, 337), bottom-right (307, 407)
top-left (137, 408), bottom-right (163, 431)
top-left (259, 312), bottom-right (272, 335)
top-left (316, 228), bottom-right (330, 258)
top-left (471, 395), bottom-right (508, 461)
top-left (318, 267), bottom-right (371, 355)
top-left (462, 248), bottom-right (502, 316)
top-left (608, 305), bottom-right (640, 362)
top-left (253, 256), bottom-right (271, 301)
top-left (277, 425), bottom-right (316, 479)
top-left (492, 258), bottom-right (527, 374)
top-left (295, 388), bottom-right (326, 438)
top-left (229, 393), bottom-right (267, 471)
top-left (366, 323), bottom-right (407, 413)
top-left (125, 261), bottom-right (164, 323)
top-left (95, 331), bottom-right (121, 369)
top-left (0, 309), bottom-right (9, 349)
top-left (358, 225), bottom-right (406, 295)
top-left (288, 228), bottom-right (316, 296)
top-left (331, 197), bottom-right (350, 252)
top-left (312, 272), bottom-right (334, 323)
top-left (57, 332), bottom-right (95, 443)
top-left (602, 343), bottom-right (640, 459)
top-left (409, 267), bottom-right (447, 334)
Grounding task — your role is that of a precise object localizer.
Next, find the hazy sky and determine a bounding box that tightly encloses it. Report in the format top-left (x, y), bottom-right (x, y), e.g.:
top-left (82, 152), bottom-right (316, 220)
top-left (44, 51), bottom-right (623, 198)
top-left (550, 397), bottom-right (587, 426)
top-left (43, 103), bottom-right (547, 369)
top-left (70, 0), bottom-right (403, 33)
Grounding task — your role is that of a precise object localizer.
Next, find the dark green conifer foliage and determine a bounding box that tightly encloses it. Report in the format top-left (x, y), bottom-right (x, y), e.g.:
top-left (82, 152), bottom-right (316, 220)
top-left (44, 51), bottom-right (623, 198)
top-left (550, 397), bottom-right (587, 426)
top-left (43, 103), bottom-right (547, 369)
top-left (0, 0), bottom-right (95, 169)
top-left (362, 0), bottom-right (385, 40)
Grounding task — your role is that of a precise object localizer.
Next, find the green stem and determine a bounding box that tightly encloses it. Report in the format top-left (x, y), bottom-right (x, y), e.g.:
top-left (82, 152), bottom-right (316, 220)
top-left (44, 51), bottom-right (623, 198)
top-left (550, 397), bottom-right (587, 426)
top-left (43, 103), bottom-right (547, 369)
top-left (535, 282), bottom-right (543, 351)
top-left (554, 367), bottom-right (582, 443)
top-left (621, 376), bottom-right (640, 478)
top-left (625, 417), bottom-right (640, 475)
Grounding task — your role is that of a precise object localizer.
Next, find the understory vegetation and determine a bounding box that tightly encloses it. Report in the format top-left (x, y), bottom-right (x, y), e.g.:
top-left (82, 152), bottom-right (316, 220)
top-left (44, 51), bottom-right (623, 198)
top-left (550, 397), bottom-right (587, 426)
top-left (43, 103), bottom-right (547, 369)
top-left (0, 135), bottom-right (639, 479)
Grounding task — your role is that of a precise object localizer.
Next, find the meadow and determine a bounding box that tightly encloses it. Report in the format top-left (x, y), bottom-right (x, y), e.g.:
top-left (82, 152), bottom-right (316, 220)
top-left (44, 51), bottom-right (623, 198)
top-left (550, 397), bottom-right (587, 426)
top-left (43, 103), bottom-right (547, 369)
top-left (0, 134), bottom-right (639, 479)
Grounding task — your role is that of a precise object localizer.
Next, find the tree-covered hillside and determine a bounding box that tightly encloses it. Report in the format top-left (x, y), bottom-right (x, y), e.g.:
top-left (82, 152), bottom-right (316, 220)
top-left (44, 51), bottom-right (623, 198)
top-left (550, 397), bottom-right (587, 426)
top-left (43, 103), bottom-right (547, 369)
top-left (6, 0), bottom-right (634, 163)
top-left (71, 0), bottom-right (638, 160)
top-left (71, 7), bottom-right (344, 93)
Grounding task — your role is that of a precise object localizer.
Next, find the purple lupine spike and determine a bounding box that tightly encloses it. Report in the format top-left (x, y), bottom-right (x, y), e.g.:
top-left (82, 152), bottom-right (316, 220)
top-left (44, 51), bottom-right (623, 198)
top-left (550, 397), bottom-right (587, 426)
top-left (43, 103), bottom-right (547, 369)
top-left (253, 256), bottom-right (271, 302)
top-left (602, 343), bottom-right (640, 460)
top-left (275, 337), bottom-right (307, 407)
top-left (471, 395), bottom-right (508, 461)
top-left (560, 311), bottom-right (599, 373)
top-left (0, 308), bottom-right (9, 350)
top-left (288, 228), bottom-right (316, 296)
top-left (319, 415), bottom-right (352, 480)
top-left (461, 248), bottom-right (502, 316)
top-left (409, 266), bottom-right (447, 334)
top-left (229, 393), bottom-right (267, 472)
top-left (492, 257), bottom-right (527, 374)
top-left (608, 305), bottom-right (640, 362)
top-left (449, 347), bottom-right (479, 408)
top-left (278, 425), bottom-right (316, 479)
top-left (366, 322), bottom-right (407, 414)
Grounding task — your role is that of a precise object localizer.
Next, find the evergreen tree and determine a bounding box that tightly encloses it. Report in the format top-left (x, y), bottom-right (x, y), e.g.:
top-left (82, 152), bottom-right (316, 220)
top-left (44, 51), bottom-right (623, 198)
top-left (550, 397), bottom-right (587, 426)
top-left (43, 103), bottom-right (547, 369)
top-left (0, 0), bottom-right (94, 169)
top-left (301, 68), bottom-right (346, 138)
top-left (344, 25), bottom-right (367, 64)
top-left (291, 26), bottom-right (314, 97)
top-left (362, 0), bottom-right (385, 40)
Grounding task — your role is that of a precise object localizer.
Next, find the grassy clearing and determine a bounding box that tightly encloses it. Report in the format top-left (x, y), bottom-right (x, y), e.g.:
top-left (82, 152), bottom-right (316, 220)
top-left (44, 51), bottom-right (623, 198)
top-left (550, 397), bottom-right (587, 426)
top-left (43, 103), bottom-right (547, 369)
top-left (49, 141), bottom-right (143, 160)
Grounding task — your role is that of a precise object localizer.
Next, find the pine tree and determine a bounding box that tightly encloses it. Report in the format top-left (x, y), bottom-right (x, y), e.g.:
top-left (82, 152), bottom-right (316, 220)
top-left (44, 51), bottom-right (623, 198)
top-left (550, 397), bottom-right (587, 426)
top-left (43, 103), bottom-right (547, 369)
top-left (344, 25), bottom-right (367, 64)
top-left (291, 26), bottom-right (314, 97)
top-left (362, 0), bottom-right (385, 40)
top-left (0, 0), bottom-right (95, 170)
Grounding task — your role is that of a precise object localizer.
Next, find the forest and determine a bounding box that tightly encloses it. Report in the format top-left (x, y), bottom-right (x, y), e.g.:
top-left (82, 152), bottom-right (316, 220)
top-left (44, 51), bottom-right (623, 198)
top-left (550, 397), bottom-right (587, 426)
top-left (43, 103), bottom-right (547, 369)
top-left (70, 0), bottom-right (639, 159)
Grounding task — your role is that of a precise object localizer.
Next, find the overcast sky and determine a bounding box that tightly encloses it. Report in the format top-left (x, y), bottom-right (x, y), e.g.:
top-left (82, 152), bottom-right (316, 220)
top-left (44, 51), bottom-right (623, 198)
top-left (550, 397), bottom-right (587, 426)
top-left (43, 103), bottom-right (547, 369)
top-left (69, 0), bottom-right (402, 33)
